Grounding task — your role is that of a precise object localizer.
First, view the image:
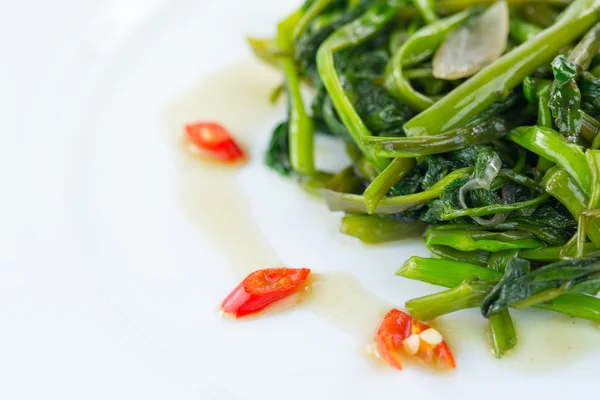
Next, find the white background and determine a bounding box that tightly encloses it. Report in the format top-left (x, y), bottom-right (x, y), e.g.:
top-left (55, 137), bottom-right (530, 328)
top-left (3, 1), bottom-right (599, 399)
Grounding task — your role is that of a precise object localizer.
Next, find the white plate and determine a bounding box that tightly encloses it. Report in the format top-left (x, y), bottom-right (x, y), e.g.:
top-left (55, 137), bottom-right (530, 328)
top-left (5, 0), bottom-right (600, 398)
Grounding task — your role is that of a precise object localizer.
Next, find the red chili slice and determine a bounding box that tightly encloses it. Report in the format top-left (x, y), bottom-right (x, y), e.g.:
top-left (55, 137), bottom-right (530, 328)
top-left (375, 308), bottom-right (456, 370)
top-left (221, 268), bottom-right (310, 318)
top-left (376, 309), bottom-right (413, 370)
top-left (185, 122), bottom-right (245, 162)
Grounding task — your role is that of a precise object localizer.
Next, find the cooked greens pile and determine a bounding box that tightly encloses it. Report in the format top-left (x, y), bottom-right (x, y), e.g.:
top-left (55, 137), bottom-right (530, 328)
top-left (250, 0), bottom-right (600, 357)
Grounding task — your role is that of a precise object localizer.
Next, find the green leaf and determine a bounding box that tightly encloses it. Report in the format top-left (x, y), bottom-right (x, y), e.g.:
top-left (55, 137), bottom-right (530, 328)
top-left (548, 55), bottom-right (582, 135)
top-left (265, 122), bottom-right (295, 177)
top-left (481, 257), bottom-right (600, 317)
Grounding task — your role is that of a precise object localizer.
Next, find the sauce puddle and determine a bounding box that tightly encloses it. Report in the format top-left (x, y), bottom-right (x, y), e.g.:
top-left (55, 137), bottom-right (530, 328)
top-left (161, 59), bottom-right (282, 276)
top-left (162, 58), bottom-right (599, 372)
top-left (161, 58), bottom-right (391, 361)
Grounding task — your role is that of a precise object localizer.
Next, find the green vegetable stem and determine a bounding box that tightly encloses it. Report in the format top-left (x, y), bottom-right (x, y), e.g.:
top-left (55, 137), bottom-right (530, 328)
top-left (363, 118), bottom-right (507, 158)
top-left (277, 10), bottom-right (316, 175)
top-left (508, 126), bottom-right (592, 196)
top-left (340, 214), bottom-right (426, 243)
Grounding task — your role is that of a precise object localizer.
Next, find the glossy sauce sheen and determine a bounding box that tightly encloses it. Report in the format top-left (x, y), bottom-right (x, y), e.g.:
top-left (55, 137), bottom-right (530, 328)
top-left (163, 59), bottom-right (599, 371)
top-left (162, 61), bottom-right (281, 277)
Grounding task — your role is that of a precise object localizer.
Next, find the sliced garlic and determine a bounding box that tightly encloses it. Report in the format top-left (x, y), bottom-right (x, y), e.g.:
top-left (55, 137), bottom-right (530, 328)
top-left (403, 334), bottom-right (421, 355)
top-left (420, 328), bottom-right (444, 346)
top-left (366, 342), bottom-right (381, 359)
top-left (433, 1), bottom-right (509, 80)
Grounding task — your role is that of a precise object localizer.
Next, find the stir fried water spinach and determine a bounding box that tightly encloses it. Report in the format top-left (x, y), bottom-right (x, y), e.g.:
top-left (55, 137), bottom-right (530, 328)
top-left (250, 0), bottom-right (600, 359)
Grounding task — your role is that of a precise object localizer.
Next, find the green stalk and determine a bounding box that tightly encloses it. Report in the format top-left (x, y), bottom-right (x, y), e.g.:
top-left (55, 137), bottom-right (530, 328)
top-left (411, 0), bottom-right (438, 24)
top-left (520, 243), bottom-right (600, 261)
top-left (282, 60), bottom-right (315, 175)
top-left (300, 171), bottom-right (334, 195)
top-left (426, 229), bottom-right (544, 252)
top-left (497, 170), bottom-right (542, 192)
top-left (428, 245), bottom-right (490, 266)
top-left (513, 287), bottom-right (567, 309)
top-left (403, 68), bottom-right (434, 79)
top-left (385, 11), bottom-right (470, 111)
top-left (293, 0), bottom-right (334, 39)
top-left (403, 0), bottom-right (600, 136)
top-left (322, 168), bottom-right (473, 214)
top-left (363, 118), bottom-right (507, 158)
top-left (363, 158), bottom-right (415, 214)
top-left (508, 126), bottom-right (592, 197)
top-left (316, 4), bottom-right (399, 169)
top-left (509, 19), bottom-right (542, 43)
top-left (591, 64), bottom-right (600, 78)
top-left (277, 11), bottom-right (316, 176)
top-left (339, 214), bottom-right (426, 243)
top-left (580, 111), bottom-right (600, 144)
top-left (588, 150), bottom-right (600, 209)
top-left (512, 148), bottom-right (527, 173)
top-left (593, 131), bottom-right (600, 149)
top-left (439, 194), bottom-right (550, 220)
top-left (561, 151), bottom-right (600, 257)
top-left (522, 77), bottom-right (551, 103)
top-left (483, 242), bottom-right (519, 358)
top-left (436, 221), bottom-right (568, 246)
top-left (247, 37), bottom-right (281, 67)
top-left (537, 88), bottom-right (553, 128)
top-left (542, 167), bottom-right (600, 246)
top-left (495, 222), bottom-right (569, 246)
top-left (406, 278), bottom-right (494, 321)
top-left (488, 309), bottom-right (518, 358)
top-left (465, 92), bottom-right (523, 128)
top-left (325, 166), bottom-right (363, 194)
top-left (537, 86), bottom-right (555, 172)
top-left (355, 157), bottom-right (380, 182)
top-left (568, 23), bottom-right (600, 71)
top-left (536, 293), bottom-right (600, 321)
top-left (269, 84), bottom-right (284, 104)
top-left (561, 213), bottom-right (592, 259)
top-left (536, 158), bottom-right (555, 175)
top-left (397, 257), bottom-right (500, 287)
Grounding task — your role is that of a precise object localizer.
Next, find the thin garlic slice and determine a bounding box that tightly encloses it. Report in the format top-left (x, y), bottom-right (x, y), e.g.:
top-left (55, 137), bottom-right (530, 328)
top-left (433, 1), bottom-right (509, 80)
top-left (420, 328), bottom-right (444, 346)
top-left (403, 334), bottom-right (421, 355)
